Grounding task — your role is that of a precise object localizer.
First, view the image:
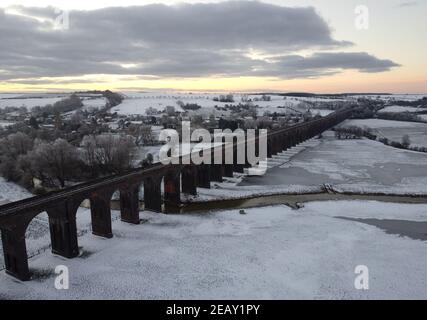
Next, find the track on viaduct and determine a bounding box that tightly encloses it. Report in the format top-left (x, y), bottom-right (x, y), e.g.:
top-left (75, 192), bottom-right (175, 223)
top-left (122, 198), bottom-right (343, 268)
top-left (0, 107), bottom-right (353, 281)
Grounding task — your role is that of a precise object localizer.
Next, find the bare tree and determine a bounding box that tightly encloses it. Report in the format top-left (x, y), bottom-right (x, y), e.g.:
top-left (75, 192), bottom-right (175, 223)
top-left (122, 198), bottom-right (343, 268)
top-left (126, 124), bottom-right (154, 146)
top-left (256, 117), bottom-right (273, 129)
top-left (0, 132), bottom-right (34, 182)
top-left (82, 134), bottom-right (136, 175)
top-left (190, 114), bottom-right (204, 128)
top-left (145, 106), bottom-right (158, 115)
top-left (243, 118), bottom-right (256, 129)
top-left (70, 111), bottom-right (85, 126)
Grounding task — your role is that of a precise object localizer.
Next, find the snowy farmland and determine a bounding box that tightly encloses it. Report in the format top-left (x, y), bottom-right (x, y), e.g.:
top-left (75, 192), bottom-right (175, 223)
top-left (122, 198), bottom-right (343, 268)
top-left (338, 119), bottom-right (427, 148)
top-left (1, 201), bottom-right (427, 299)
top-left (111, 94), bottom-right (184, 114)
top-left (81, 97), bottom-right (107, 111)
top-left (0, 94), bottom-right (66, 110)
top-left (378, 105), bottom-right (425, 113)
top-left (353, 94), bottom-right (426, 102)
top-left (0, 93), bottom-right (110, 113)
top-left (109, 92), bottom-right (314, 116)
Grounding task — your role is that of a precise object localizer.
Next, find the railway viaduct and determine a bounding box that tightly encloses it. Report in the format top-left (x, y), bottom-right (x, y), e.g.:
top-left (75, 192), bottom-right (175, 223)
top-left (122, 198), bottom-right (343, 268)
top-left (0, 108), bottom-right (352, 281)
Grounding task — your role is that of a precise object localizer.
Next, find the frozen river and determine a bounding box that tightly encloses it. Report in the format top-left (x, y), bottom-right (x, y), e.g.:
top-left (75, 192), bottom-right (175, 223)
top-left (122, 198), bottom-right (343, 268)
top-left (240, 131), bottom-right (427, 192)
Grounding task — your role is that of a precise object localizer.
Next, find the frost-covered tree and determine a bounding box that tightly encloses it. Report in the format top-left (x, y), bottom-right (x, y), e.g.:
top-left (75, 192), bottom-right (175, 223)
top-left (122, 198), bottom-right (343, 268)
top-left (402, 134), bottom-right (411, 148)
top-left (126, 124), bottom-right (154, 146)
top-left (26, 139), bottom-right (81, 188)
top-left (82, 134), bottom-right (136, 175)
top-left (0, 132), bottom-right (34, 182)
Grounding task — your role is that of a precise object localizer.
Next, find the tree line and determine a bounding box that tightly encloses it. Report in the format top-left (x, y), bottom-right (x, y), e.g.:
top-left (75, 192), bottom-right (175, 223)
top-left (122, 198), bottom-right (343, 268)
top-left (334, 126), bottom-right (427, 153)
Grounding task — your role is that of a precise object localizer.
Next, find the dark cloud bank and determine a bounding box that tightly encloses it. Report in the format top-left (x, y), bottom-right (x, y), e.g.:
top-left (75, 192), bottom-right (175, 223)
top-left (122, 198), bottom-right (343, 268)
top-left (0, 1), bottom-right (399, 84)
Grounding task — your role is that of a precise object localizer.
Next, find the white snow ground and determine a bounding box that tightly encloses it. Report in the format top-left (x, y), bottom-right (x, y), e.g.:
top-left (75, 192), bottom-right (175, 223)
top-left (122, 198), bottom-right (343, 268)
top-left (0, 96), bottom-right (65, 110)
top-left (378, 105), bottom-right (424, 113)
top-left (110, 92), bottom-right (311, 116)
top-left (0, 177), bottom-right (33, 204)
top-left (1, 201), bottom-right (427, 299)
top-left (81, 97), bottom-right (107, 111)
top-left (340, 118), bottom-right (424, 129)
top-left (199, 131), bottom-right (427, 200)
top-left (338, 119), bottom-right (427, 148)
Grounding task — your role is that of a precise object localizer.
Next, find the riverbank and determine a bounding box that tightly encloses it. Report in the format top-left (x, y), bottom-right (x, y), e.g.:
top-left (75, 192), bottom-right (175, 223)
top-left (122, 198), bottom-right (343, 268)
top-left (180, 192), bottom-right (427, 213)
top-left (104, 189), bottom-right (427, 214)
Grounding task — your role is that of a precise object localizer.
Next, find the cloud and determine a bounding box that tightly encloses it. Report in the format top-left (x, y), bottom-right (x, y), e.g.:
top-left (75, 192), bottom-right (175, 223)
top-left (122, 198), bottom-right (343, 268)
top-left (262, 52), bottom-right (401, 79)
top-left (0, 1), bottom-right (399, 83)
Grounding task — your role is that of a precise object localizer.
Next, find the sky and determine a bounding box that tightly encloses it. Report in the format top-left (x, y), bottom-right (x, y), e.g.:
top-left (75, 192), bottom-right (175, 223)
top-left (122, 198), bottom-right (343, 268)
top-left (0, 0), bottom-right (426, 93)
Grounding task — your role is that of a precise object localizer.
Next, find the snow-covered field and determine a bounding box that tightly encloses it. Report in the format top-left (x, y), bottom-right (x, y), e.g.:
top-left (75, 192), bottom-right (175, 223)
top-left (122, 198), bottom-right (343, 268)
top-left (110, 92), bottom-right (313, 116)
top-left (110, 95), bottom-right (184, 115)
top-left (1, 201), bottom-right (427, 299)
top-left (339, 119), bottom-right (427, 148)
top-left (0, 95), bottom-right (65, 110)
top-left (108, 92), bottom-right (426, 118)
top-left (81, 97), bottom-right (107, 111)
top-left (0, 93), bottom-right (105, 112)
top-left (340, 119), bottom-right (421, 129)
top-left (378, 105), bottom-right (425, 113)
top-left (0, 94), bottom-right (23, 99)
top-left (240, 131), bottom-right (427, 195)
top-left (312, 109), bottom-right (334, 117)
